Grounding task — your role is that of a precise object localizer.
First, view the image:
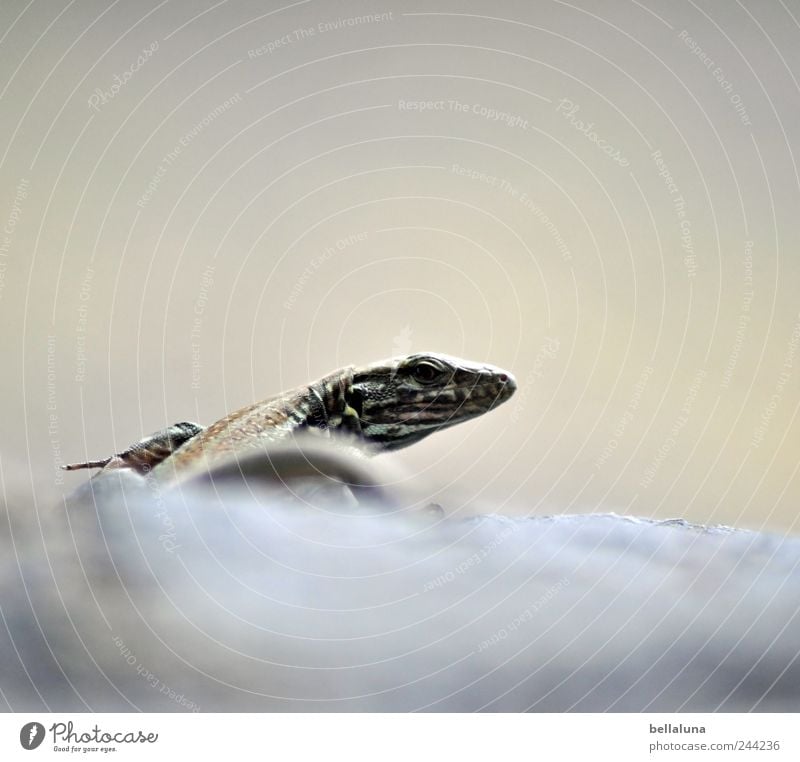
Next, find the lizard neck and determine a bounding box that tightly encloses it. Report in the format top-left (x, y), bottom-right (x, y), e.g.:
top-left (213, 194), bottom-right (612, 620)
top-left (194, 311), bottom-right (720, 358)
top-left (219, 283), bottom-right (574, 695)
top-left (304, 366), bottom-right (358, 434)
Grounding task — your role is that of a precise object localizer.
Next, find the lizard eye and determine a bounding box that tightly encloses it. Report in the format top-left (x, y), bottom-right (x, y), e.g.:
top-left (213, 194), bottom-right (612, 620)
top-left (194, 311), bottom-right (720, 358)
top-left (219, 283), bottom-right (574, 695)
top-left (411, 361), bottom-right (442, 384)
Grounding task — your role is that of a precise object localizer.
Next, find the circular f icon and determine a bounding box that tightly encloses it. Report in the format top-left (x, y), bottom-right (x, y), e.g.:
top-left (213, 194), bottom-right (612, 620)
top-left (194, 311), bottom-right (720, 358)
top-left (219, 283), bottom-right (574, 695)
top-left (20, 722), bottom-right (45, 750)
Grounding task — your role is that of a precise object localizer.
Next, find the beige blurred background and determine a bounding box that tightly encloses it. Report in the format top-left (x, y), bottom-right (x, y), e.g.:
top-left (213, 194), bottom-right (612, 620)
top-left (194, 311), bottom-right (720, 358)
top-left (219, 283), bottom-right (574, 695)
top-left (1, 0), bottom-right (798, 531)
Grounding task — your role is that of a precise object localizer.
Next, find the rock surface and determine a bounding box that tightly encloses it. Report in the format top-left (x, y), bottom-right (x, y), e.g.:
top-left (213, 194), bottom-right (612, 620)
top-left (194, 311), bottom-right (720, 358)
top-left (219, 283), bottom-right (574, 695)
top-left (2, 454), bottom-right (799, 711)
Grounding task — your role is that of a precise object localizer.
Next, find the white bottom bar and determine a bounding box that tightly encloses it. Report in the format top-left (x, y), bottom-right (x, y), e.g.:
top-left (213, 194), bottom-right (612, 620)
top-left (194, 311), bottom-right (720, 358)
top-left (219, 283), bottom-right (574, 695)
top-left (1, 713), bottom-right (797, 761)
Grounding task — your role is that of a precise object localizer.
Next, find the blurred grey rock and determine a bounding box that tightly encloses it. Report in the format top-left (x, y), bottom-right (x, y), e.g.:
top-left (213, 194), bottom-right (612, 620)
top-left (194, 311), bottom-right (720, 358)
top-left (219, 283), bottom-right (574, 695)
top-left (2, 453), bottom-right (799, 712)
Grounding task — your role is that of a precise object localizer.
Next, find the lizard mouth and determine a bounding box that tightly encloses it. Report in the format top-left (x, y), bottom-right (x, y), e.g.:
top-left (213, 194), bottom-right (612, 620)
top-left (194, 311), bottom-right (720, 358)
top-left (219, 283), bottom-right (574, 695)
top-left (460, 375), bottom-right (518, 410)
top-left (401, 377), bottom-right (517, 427)
top-left (486, 374), bottom-right (517, 402)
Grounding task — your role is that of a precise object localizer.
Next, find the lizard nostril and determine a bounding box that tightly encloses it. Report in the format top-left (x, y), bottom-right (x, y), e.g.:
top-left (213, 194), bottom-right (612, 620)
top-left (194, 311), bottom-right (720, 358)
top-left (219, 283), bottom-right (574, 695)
top-left (499, 374), bottom-right (508, 383)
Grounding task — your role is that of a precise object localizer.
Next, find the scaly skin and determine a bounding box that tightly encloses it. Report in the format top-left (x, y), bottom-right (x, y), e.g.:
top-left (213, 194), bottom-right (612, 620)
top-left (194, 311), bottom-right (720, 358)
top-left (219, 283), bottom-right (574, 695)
top-left (63, 353), bottom-right (516, 482)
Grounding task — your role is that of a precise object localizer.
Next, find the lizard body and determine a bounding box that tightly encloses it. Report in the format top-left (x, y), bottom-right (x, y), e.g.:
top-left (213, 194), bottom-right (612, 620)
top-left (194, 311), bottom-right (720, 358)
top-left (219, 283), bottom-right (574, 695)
top-left (63, 353), bottom-right (516, 482)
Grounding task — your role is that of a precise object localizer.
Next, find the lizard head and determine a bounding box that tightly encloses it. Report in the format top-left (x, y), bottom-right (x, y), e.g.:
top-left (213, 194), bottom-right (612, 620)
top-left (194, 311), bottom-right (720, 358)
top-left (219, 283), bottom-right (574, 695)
top-left (346, 353), bottom-right (517, 451)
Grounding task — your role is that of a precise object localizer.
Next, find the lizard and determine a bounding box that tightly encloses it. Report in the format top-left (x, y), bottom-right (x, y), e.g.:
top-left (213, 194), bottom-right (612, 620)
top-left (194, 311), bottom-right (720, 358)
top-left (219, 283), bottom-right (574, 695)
top-left (62, 353), bottom-right (516, 483)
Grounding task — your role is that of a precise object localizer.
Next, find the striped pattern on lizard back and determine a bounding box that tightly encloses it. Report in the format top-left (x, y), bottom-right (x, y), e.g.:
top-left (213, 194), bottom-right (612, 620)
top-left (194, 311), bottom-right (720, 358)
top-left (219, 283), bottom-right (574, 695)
top-left (63, 353), bottom-right (516, 482)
